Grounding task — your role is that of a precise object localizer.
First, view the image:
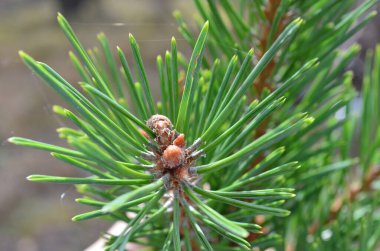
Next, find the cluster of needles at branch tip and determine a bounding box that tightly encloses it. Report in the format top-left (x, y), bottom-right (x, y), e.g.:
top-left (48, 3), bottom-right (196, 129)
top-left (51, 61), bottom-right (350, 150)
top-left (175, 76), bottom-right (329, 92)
top-left (143, 114), bottom-right (204, 190)
top-left (8, 0), bottom-right (380, 247)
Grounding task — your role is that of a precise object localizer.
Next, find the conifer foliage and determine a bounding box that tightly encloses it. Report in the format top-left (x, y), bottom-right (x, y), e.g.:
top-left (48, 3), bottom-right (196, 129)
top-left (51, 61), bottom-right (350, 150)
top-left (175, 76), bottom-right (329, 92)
top-left (9, 0), bottom-right (380, 250)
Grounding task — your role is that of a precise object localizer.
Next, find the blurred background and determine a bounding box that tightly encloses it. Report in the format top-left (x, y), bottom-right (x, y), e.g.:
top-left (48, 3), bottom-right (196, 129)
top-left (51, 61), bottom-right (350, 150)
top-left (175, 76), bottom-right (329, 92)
top-left (0, 1), bottom-right (379, 251)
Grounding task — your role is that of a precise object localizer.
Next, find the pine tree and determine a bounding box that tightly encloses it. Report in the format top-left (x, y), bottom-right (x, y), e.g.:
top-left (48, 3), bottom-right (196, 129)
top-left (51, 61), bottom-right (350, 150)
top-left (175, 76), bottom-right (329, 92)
top-left (9, 1), bottom-right (380, 250)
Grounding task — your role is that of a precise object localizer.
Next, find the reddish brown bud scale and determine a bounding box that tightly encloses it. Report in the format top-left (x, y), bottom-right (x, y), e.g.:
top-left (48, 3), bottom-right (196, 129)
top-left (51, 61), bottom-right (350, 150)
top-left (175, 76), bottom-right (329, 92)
top-left (144, 114), bottom-right (204, 189)
top-left (162, 145), bottom-right (185, 168)
top-left (173, 134), bottom-right (185, 148)
top-left (147, 115), bottom-right (172, 129)
top-left (147, 115), bottom-right (175, 146)
top-left (175, 167), bottom-right (189, 181)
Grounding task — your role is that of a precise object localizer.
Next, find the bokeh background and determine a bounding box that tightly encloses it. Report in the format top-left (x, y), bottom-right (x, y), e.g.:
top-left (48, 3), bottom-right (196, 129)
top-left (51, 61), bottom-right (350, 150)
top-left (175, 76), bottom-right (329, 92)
top-left (0, 1), bottom-right (379, 250)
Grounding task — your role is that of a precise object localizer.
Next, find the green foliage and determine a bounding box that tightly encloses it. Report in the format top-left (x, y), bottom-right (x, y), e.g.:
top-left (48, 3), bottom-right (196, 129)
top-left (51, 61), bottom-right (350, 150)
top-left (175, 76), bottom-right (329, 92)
top-left (9, 1), bottom-right (380, 250)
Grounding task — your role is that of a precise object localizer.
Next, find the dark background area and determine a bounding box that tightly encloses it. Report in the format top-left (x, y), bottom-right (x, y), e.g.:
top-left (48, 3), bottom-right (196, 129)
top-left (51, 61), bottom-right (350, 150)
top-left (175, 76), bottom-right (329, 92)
top-left (0, 1), bottom-right (379, 250)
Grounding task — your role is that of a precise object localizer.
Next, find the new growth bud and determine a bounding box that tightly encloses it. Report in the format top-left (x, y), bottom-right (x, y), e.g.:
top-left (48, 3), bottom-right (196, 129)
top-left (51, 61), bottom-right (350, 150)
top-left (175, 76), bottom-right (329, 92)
top-left (143, 115), bottom-right (204, 189)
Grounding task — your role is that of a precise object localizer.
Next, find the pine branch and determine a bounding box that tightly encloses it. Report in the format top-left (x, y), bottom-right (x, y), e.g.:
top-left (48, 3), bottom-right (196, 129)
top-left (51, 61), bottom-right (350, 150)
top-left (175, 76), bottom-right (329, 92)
top-left (9, 1), bottom-right (379, 250)
top-left (308, 165), bottom-right (380, 235)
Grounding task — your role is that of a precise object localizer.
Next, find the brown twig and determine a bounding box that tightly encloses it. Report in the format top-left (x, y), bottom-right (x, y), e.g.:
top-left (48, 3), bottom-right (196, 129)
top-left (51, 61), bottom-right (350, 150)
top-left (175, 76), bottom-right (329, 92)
top-left (308, 166), bottom-right (380, 235)
top-left (252, 0), bottom-right (291, 142)
top-left (254, 0), bottom-right (289, 97)
top-left (247, 1), bottom-right (290, 242)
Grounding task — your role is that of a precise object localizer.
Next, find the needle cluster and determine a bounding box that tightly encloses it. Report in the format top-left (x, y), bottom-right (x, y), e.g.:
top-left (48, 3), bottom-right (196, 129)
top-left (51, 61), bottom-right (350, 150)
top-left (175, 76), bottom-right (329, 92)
top-left (8, 0), bottom-right (380, 250)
